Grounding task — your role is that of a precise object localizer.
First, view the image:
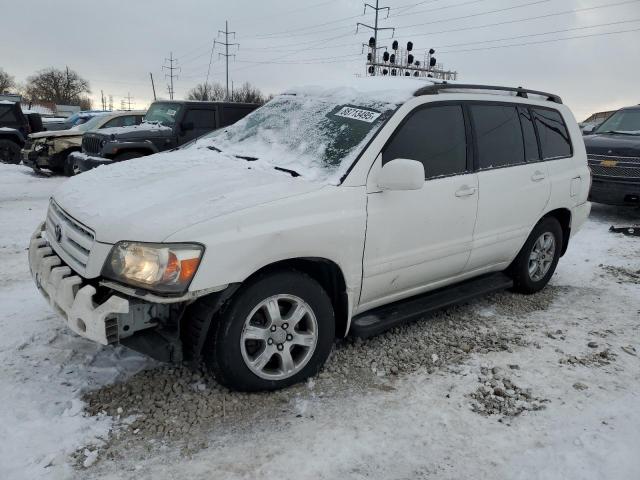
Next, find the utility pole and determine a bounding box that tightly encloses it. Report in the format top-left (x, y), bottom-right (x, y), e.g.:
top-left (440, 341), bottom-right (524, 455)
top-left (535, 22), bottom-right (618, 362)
top-left (123, 92), bottom-right (134, 110)
top-left (215, 20), bottom-right (239, 100)
top-left (149, 73), bottom-right (157, 101)
top-left (357, 0), bottom-right (395, 75)
top-left (163, 52), bottom-right (180, 100)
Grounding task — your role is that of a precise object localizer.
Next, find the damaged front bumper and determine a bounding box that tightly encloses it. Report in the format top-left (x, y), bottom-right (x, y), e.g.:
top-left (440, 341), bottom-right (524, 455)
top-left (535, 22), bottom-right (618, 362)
top-left (29, 223), bottom-right (129, 345)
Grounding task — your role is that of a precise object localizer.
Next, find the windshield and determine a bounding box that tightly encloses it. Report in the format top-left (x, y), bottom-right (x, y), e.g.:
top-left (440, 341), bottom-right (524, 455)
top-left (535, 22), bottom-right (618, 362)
top-left (144, 103), bottom-right (182, 127)
top-left (197, 94), bottom-right (396, 182)
top-left (595, 109), bottom-right (640, 134)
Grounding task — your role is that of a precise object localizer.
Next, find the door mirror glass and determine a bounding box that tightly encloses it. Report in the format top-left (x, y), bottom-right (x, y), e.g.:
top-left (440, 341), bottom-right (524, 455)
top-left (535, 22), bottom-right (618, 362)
top-left (581, 124), bottom-right (596, 135)
top-left (378, 159), bottom-right (425, 191)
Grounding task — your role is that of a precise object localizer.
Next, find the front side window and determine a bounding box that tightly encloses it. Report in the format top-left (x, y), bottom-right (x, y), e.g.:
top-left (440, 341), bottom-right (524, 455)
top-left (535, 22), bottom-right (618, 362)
top-left (0, 105), bottom-right (17, 122)
top-left (533, 108), bottom-right (572, 159)
top-left (470, 104), bottom-right (525, 169)
top-left (102, 115), bottom-right (139, 129)
top-left (382, 105), bottom-right (468, 179)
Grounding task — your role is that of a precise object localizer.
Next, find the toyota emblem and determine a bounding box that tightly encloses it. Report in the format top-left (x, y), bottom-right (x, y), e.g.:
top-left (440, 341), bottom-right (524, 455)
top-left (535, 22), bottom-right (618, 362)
top-left (54, 224), bottom-right (62, 242)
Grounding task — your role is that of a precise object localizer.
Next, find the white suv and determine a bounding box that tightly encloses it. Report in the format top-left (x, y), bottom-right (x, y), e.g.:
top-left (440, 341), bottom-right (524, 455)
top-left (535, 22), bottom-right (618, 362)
top-left (29, 79), bottom-right (591, 391)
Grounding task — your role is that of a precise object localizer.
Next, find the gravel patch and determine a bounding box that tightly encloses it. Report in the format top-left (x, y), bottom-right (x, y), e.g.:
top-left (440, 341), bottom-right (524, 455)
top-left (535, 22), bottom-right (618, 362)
top-left (77, 286), bottom-right (560, 467)
top-left (469, 366), bottom-right (549, 418)
top-left (559, 348), bottom-right (617, 367)
top-left (601, 265), bottom-right (640, 284)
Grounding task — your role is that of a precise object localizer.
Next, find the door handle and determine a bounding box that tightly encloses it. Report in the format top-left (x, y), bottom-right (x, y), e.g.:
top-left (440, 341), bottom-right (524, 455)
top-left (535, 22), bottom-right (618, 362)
top-left (531, 171), bottom-right (546, 182)
top-left (455, 186), bottom-right (477, 197)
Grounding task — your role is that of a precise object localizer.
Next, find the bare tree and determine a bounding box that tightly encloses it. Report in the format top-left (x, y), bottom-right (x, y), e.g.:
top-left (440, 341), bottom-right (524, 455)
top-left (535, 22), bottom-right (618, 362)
top-left (231, 82), bottom-right (267, 104)
top-left (24, 67), bottom-right (91, 105)
top-left (187, 81), bottom-right (268, 104)
top-left (0, 68), bottom-right (16, 93)
top-left (187, 82), bottom-right (226, 101)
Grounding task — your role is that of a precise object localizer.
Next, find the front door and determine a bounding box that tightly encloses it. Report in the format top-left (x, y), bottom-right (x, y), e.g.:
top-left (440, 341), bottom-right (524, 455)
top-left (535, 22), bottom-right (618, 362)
top-left (360, 103), bottom-right (479, 311)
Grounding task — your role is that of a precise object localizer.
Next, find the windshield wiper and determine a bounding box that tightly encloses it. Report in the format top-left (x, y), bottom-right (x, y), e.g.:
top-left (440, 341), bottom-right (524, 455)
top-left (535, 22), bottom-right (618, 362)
top-left (274, 166), bottom-right (300, 177)
top-left (234, 154), bottom-right (258, 161)
top-left (598, 130), bottom-right (640, 136)
top-left (207, 145), bottom-right (222, 153)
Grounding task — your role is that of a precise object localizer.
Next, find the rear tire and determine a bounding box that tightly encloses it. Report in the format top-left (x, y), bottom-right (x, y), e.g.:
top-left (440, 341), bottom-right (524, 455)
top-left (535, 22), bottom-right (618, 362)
top-left (508, 217), bottom-right (563, 294)
top-left (197, 270), bottom-right (335, 391)
top-left (0, 139), bottom-right (21, 164)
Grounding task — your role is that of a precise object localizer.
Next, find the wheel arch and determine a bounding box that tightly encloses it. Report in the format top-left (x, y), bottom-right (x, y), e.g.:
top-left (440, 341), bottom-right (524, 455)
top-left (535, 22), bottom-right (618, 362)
top-left (183, 256), bottom-right (351, 362)
top-left (243, 257), bottom-right (350, 338)
top-left (541, 208), bottom-right (572, 256)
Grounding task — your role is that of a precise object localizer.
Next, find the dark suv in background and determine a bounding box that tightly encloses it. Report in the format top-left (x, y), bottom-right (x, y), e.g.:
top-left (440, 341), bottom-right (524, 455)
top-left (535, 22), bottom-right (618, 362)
top-left (0, 101), bottom-right (43, 163)
top-left (584, 105), bottom-right (640, 206)
top-left (70, 100), bottom-right (259, 173)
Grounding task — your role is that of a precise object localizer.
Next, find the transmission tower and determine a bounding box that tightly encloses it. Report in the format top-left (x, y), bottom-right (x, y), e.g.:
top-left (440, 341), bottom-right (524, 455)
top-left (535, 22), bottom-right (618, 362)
top-left (215, 20), bottom-right (239, 100)
top-left (123, 92), bottom-right (134, 110)
top-left (356, 0), bottom-right (395, 75)
top-left (163, 52), bottom-right (180, 100)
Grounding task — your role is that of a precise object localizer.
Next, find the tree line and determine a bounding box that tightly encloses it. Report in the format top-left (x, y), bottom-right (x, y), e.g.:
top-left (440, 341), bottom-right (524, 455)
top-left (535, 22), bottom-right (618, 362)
top-left (1, 67), bottom-right (271, 110)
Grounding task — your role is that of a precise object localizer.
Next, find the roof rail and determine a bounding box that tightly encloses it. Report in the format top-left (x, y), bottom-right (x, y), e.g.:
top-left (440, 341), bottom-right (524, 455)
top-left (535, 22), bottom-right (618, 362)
top-left (414, 83), bottom-right (563, 104)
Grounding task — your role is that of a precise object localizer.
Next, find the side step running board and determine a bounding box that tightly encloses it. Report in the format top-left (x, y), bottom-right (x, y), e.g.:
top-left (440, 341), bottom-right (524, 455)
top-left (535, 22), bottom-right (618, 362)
top-left (350, 273), bottom-right (513, 338)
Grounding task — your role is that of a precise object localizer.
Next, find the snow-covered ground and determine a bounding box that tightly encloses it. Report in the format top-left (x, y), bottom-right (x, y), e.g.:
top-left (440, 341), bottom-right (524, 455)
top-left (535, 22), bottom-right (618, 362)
top-left (1, 163), bottom-right (638, 479)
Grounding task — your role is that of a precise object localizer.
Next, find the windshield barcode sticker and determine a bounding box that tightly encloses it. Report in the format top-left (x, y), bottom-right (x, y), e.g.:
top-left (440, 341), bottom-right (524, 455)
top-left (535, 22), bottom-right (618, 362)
top-left (334, 106), bottom-right (381, 123)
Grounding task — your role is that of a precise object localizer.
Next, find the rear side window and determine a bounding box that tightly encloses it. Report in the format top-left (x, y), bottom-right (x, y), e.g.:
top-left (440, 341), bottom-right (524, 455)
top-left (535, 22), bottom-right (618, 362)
top-left (223, 106), bottom-right (255, 126)
top-left (470, 104), bottom-right (524, 169)
top-left (184, 109), bottom-right (216, 129)
top-left (533, 108), bottom-right (572, 159)
top-left (382, 105), bottom-right (468, 179)
top-left (0, 105), bottom-right (18, 123)
top-left (518, 107), bottom-right (540, 162)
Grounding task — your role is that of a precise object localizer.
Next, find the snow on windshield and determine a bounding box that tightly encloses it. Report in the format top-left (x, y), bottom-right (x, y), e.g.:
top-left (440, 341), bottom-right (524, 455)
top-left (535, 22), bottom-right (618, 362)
top-left (194, 81), bottom-right (423, 183)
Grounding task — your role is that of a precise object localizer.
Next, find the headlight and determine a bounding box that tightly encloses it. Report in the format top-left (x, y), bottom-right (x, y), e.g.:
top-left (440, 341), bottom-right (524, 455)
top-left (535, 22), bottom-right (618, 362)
top-left (102, 242), bottom-right (204, 294)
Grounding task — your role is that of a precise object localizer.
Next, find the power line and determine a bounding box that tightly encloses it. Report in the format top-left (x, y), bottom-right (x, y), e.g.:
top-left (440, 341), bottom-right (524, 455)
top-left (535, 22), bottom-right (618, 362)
top-left (400, 0), bottom-right (640, 39)
top-left (440, 26), bottom-right (640, 53)
top-left (432, 18), bottom-right (640, 49)
top-left (389, 0), bottom-right (490, 20)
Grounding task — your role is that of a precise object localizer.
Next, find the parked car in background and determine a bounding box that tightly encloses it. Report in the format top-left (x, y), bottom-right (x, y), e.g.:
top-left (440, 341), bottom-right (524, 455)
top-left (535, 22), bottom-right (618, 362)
top-left (23, 110), bottom-right (145, 175)
top-left (584, 105), bottom-right (640, 205)
top-left (29, 80), bottom-right (590, 391)
top-left (69, 100), bottom-right (259, 173)
top-left (42, 110), bottom-right (110, 131)
top-left (0, 101), bottom-right (33, 163)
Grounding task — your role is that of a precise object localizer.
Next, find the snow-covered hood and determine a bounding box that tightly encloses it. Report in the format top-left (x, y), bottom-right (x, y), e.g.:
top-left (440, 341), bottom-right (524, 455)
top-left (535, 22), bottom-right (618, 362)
top-left (93, 122), bottom-right (172, 141)
top-left (52, 147), bottom-right (324, 244)
top-left (30, 128), bottom-right (82, 140)
top-left (584, 133), bottom-right (640, 158)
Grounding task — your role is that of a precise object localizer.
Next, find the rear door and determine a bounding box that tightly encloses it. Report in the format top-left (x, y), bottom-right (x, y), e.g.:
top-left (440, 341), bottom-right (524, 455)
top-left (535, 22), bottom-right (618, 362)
top-left (466, 103), bottom-right (551, 271)
top-left (180, 108), bottom-right (217, 144)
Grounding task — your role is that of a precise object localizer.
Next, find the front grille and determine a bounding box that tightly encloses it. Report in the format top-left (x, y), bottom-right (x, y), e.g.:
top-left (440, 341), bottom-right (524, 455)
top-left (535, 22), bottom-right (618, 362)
top-left (587, 154), bottom-right (640, 180)
top-left (45, 201), bottom-right (95, 273)
top-left (82, 135), bottom-right (102, 155)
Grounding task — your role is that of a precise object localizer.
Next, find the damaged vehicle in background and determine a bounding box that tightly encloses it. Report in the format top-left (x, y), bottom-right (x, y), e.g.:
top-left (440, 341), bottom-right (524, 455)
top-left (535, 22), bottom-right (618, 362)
top-left (69, 100), bottom-right (259, 173)
top-left (29, 79), bottom-right (591, 391)
top-left (584, 105), bottom-right (640, 206)
top-left (23, 110), bottom-right (145, 175)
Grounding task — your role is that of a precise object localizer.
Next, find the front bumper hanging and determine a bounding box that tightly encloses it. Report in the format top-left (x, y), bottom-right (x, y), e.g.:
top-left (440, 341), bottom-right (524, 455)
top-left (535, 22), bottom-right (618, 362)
top-left (28, 222), bottom-right (129, 345)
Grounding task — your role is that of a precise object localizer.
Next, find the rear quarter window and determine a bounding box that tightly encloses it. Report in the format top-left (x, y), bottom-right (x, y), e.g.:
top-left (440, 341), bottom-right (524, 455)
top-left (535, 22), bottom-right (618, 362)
top-left (0, 105), bottom-right (18, 123)
top-left (533, 108), bottom-right (572, 159)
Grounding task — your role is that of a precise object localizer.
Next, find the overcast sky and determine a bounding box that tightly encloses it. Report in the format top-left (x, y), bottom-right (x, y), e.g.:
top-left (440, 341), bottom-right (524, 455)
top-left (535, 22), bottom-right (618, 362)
top-left (2, 0), bottom-right (639, 120)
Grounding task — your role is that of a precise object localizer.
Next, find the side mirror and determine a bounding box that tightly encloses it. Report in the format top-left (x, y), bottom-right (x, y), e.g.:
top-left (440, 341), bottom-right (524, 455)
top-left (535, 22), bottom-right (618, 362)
top-left (581, 125), bottom-right (596, 135)
top-left (378, 159), bottom-right (425, 191)
top-left (181, 121), bottom-right (195, 132)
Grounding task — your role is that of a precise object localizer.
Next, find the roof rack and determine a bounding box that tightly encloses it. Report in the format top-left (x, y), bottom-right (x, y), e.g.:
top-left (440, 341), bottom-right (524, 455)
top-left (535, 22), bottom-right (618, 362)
top-left (414, 83), bottom-right (563, 104)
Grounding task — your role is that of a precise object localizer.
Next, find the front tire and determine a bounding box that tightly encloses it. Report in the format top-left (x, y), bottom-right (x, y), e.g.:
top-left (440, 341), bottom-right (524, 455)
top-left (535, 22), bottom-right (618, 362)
top-left (199, 270), bottom-right (335, 391)
top-left (508, 217), bottom-right (563, 294)
top-left (0, 139), bottom-right (21, 164)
